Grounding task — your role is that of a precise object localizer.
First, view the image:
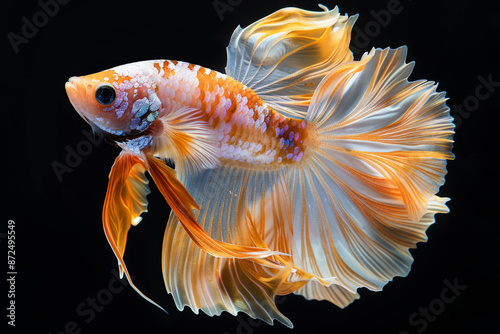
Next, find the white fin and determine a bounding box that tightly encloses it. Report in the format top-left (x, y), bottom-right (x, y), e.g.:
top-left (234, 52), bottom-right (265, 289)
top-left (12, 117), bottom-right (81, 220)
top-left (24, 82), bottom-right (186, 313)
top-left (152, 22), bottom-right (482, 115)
top-left (295, 281), bottom-right (360, 309)
top-left (225, 5), bottom-right (356, 119)
top-left (289, 47), bottom-right (454, 293)
top-left (153, 105), bottom-right (219, 174)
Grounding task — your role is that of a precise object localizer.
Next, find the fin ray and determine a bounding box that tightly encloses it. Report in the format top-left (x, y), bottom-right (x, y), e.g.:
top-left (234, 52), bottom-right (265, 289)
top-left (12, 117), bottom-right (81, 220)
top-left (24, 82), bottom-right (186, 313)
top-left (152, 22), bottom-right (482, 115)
top-left (289, 47), bottom-right (454, 292)
top-left (295, 281), bottom-right (360, 309)
top-left (226, 5), bottom-right (356, 119)
top-left (152, 105), bottom-right (219, 173)
top-left (102, 151), bottom-right (166, 312)
top-left (162, 165), bottom-right (309, 326)
top-left (145, 155), bottom-right (281, 260)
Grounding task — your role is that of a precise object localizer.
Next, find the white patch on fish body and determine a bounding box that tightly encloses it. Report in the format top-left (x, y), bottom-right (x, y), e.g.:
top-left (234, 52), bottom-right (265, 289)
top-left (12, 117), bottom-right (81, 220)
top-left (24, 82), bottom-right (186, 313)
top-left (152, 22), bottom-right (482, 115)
top-left (147, 111), bottom-right (159, 122)
top-left (115, 102), bottom-right (128, 118)
top-left (148, 92), bottom-right (161, 112)
top-left (132, 97), bottom-right (150, 117)
top-left (215, 72), bottom-right (227, 80)
top-left (159, 61), bottom-right (202, 110)
top-left (118, 135), bottom-right (153, 154)
top-left (112, 60), bottom-right (159, 79)
top-left (131, 97), bottom-right (149, 115)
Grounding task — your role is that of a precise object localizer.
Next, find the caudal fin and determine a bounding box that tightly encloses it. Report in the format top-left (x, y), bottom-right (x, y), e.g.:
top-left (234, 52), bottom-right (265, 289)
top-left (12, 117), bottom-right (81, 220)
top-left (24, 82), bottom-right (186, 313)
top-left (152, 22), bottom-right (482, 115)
top-left (290, 47), bottom-right (454, 296)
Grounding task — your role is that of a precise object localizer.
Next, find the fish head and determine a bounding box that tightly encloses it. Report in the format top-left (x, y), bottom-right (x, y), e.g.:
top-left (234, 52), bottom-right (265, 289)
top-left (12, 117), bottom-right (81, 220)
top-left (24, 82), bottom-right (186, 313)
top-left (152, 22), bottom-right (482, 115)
top-left (65, 63), bottom-right (163, 138)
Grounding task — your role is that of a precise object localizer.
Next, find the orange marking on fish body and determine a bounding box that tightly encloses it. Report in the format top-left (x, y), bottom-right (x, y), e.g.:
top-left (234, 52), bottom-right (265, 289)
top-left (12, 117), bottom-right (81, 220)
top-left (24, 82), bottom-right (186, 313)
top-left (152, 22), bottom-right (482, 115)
top-left (165, 66), bottom-right (311, 167)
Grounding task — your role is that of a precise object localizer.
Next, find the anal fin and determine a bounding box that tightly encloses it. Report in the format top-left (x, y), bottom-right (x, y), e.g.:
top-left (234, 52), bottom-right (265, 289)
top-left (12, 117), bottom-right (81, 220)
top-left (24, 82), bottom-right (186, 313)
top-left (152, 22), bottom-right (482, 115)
top-left (161, 165), bottom-right (309, 327)
top-left (145, 154), bottom-right (282, 261)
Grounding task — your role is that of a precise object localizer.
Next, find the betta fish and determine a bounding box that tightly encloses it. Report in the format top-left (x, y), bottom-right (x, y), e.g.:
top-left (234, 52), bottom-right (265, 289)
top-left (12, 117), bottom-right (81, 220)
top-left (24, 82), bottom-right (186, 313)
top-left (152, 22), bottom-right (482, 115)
top-left (65, 5), bottom-right (454, 327)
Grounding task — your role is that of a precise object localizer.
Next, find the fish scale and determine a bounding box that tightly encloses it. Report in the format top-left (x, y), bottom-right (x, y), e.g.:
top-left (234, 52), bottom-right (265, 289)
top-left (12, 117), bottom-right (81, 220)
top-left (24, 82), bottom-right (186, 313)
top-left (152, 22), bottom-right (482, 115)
top-left (159, 60), bottom-right (308, 166)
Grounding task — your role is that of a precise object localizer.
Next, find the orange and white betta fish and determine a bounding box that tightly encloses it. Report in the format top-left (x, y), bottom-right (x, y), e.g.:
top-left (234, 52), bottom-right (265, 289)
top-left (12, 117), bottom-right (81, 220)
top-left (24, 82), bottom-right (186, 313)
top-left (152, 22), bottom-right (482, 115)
top-left (65, 5), bottom-right (454, 327)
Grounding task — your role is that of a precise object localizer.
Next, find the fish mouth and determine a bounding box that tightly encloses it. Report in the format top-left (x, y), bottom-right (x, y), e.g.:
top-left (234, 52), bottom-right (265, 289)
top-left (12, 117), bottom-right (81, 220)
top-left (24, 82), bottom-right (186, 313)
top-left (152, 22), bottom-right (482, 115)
top-left (65, 76), bottom-right (91, 124)
top-left (65, 76), bottom-right (85, 97)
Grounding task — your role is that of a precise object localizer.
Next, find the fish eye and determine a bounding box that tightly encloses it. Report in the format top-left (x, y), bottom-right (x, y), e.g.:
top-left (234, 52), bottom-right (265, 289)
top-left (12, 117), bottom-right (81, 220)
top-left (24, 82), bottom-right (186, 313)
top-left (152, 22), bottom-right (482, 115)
top-left (95, 83), bottom-right (116, 106)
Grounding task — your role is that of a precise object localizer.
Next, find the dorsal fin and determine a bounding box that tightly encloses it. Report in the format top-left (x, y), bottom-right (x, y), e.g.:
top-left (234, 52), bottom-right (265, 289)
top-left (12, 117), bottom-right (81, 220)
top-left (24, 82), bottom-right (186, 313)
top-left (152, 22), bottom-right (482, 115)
top-left (225, 5), bottom-right (356, 119)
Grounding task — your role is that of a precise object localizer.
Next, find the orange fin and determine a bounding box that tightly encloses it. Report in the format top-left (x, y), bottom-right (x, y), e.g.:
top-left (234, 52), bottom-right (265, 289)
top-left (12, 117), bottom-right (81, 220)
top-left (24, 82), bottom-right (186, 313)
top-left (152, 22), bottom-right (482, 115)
top-left (145, 154), bottom-right (281, 259)
top-left (103, 151), bottom-right (166, 312)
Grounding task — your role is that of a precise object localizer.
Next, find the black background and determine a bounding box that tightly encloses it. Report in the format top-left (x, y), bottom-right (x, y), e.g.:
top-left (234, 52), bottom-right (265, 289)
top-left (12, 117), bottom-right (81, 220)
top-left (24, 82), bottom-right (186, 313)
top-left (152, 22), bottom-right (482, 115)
top-left (3, 0), bottom-right (499, 333)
